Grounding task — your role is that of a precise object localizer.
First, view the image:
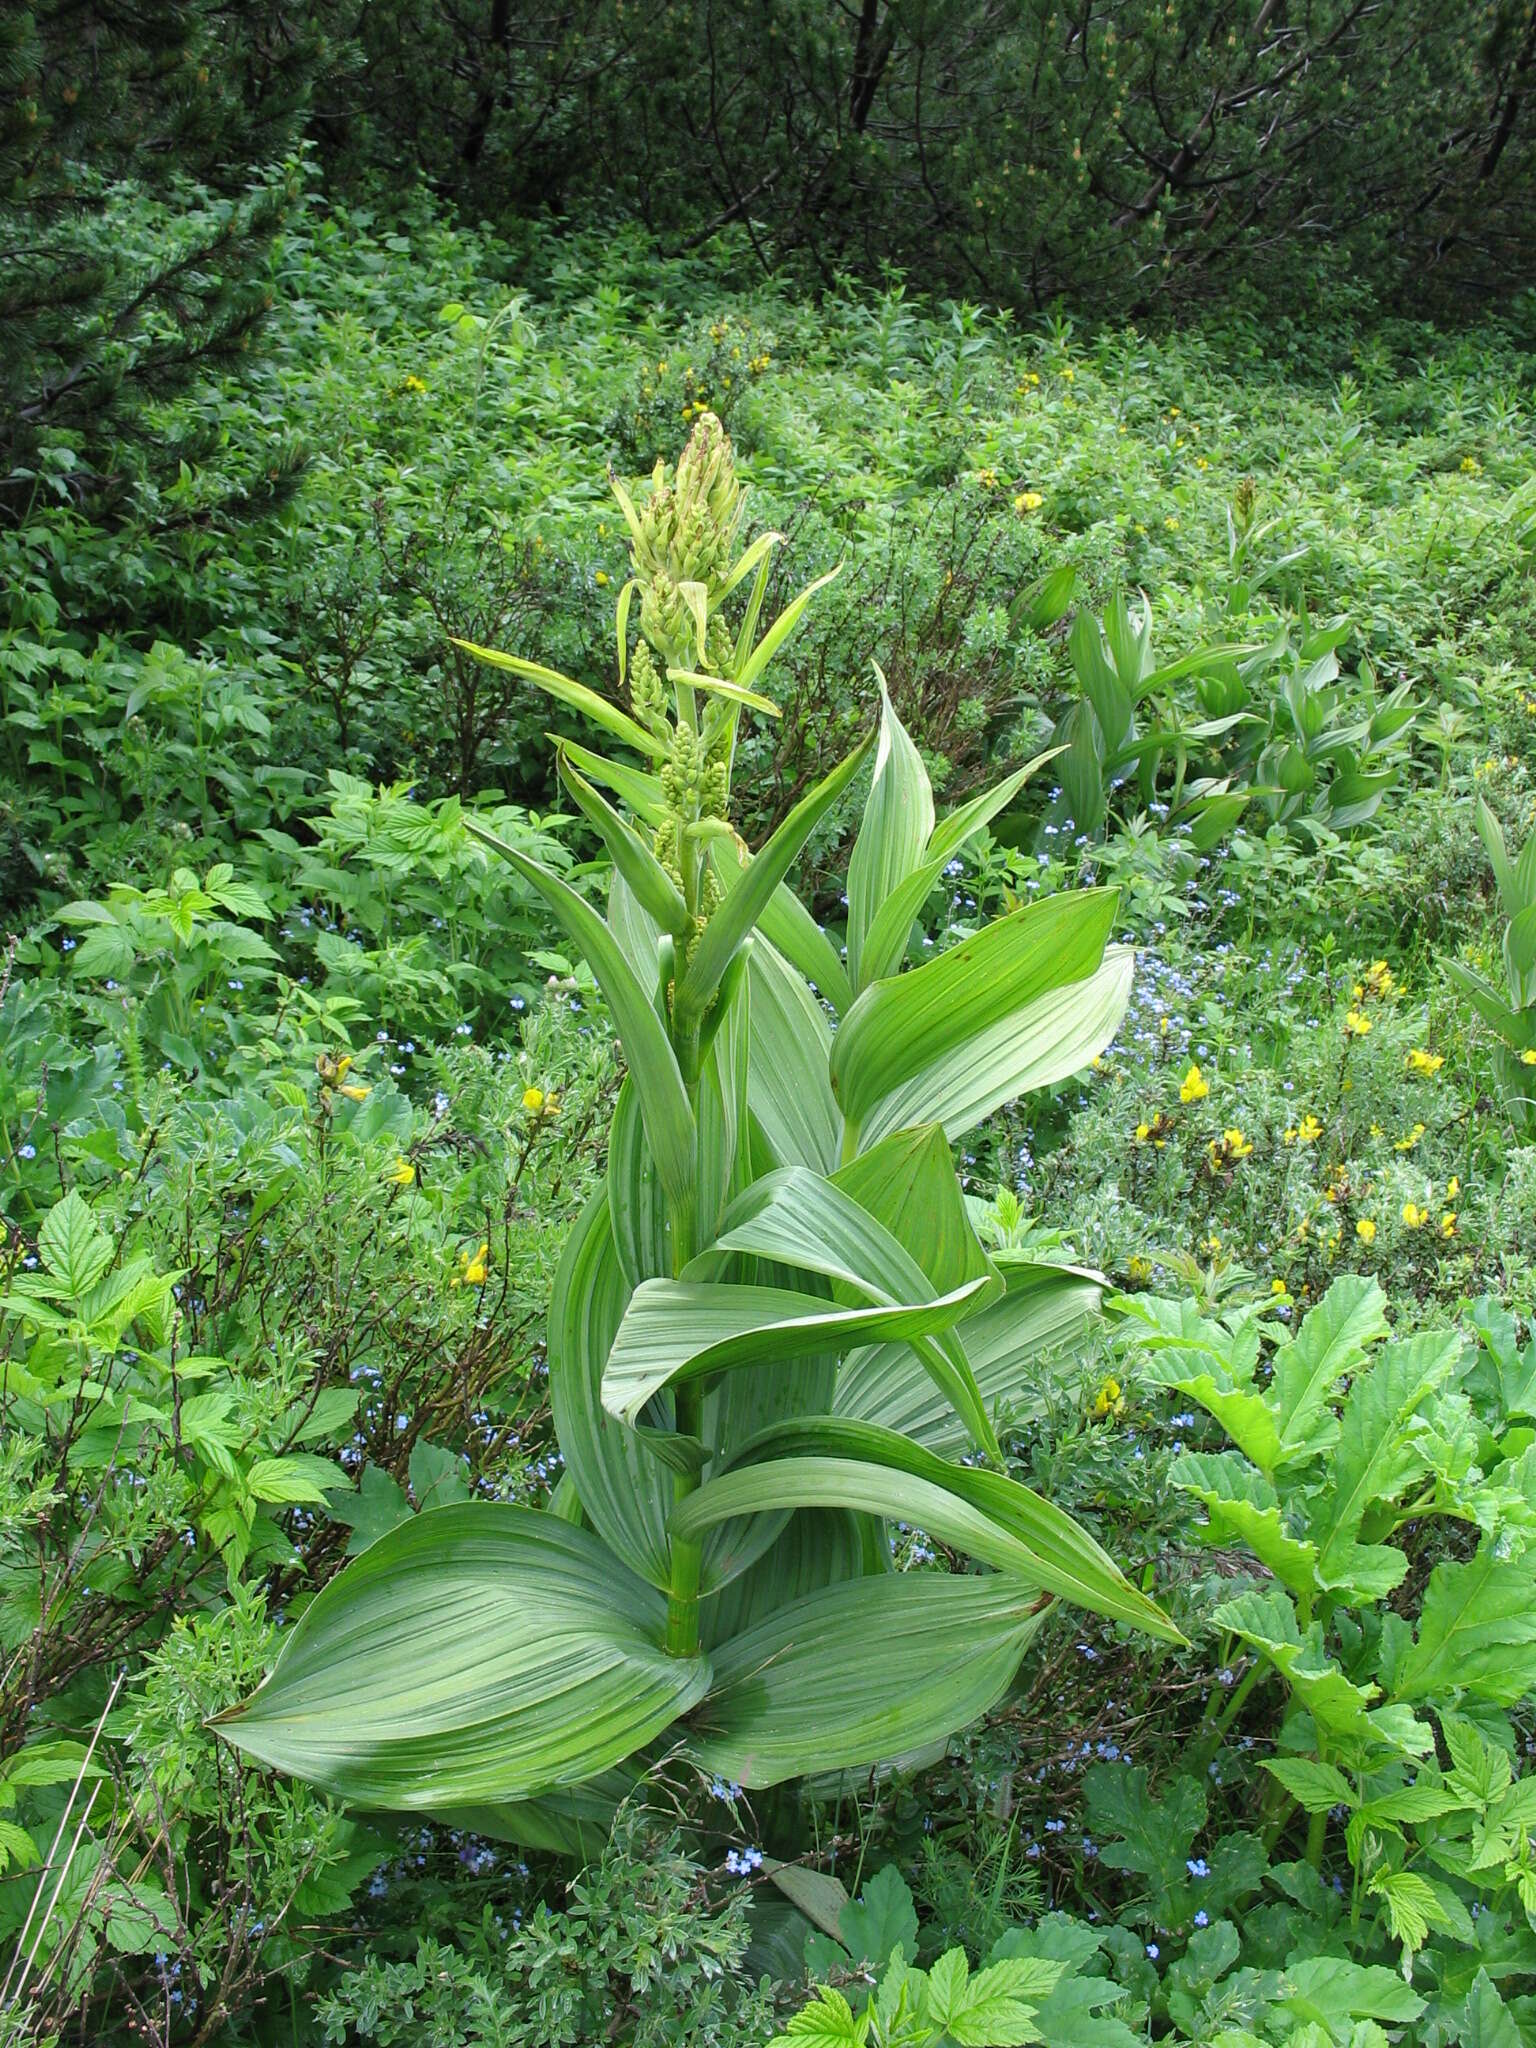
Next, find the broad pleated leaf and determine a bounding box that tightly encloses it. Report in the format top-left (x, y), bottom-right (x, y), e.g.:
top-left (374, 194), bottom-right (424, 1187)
top-left (601, 1276), bottom-right (991, 1427)
top-left (830, 1123), bottom-right (996, 1298)
top-left (832, 889), bottom-right (1118, 1137)
top-left (694, 1166), bottom-right (1000, 1459)
top-left (690, 1572), bottom-right (1046, 1788)
top-left (746, 937), bottom-right (841, 1172)
top-left (549, 1187), bottom-right (675, 1588)
top-left (858, 943), bottom-right (1134, 1149)
top-left (704, 1418), bottom-right (1180, 1640)
top-left (216, 1505), bottom-right (709, 1804)
top-left (694, 954), bottom-right (753, 1249)
top-left (608, 1081), bottom-right (672, 1287)
top-left (859, 749), bottom-right (1059, 986)
top-left (431, 1767), bottom-right (638, 1858)
top-left (712, 839), bottom-right (853, 1013)
top-left (836, 1262), bottom-right (1102, 1455)
top-left (466, 823), bottom-right (696, 1205)
top-left (846, 672), bottom-right (934, 990)
top-left (701, 1507), bottom-right (879, 1650)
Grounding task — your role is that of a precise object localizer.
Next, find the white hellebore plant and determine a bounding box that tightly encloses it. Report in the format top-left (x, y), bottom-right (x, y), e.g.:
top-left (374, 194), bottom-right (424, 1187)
top-left (218, 414), bottom-right (1177, 1844)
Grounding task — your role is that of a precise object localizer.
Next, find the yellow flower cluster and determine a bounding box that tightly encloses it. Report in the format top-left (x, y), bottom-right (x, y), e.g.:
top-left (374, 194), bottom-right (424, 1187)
top-left (451, 1240), bottom-right (489, 1288)
top-left (1179, 1063), bottom-right (1209, 1104)
top-left (1092, 1375), bottom-right (1124, 1419)
top-left (1406, 1047), bottom-right (1444, 1076)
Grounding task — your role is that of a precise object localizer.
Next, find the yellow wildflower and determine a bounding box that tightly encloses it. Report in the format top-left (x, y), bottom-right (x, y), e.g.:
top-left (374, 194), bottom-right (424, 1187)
top-left (1355, 1217), bottom-right (1376, 1244)
top-left (1296, 1114), bottom-right (1323, 1144)
top-left (1461, 454), bottom-right (1482, 474)
top-left (1402, 1202), bottom-right (1428, 1230)
top-left (1440, 1212), bottom-right (1457, 1238)
top-left (1521, 1049), bottom-right (1536, 1065)
top-left (1179, 1063), bottom-right (1210, 1104)
top-left (1126, 1254), bottom-right (1153, 1285)
top-left (1271, 1278), bottom-right (1289, 1296)
top-left (452, 1240), bottom-right (490, 1288)
top-left (594, 570), bottom-right (609, 586)
top-left (1394, 1123), bottom-right (1427, 1151)
top-left (1164, 515), bottom-right (1179, 529)
top-left (1406, 1048), bottom-right (1444, 1076)
top-left (338, 1082), bottom-right (370, 1102)
top-left (1343, 1009), bottom-right (1372, 1038)
top-left (1092, 1375), bottom-right (1124, 1418)
top-left (386, 1158), bottom-right (416, 1187)
top-left (1013, 490), bottom-right (1044, 513)
top-left (1446, 1176), bottom-right (1460, 1198)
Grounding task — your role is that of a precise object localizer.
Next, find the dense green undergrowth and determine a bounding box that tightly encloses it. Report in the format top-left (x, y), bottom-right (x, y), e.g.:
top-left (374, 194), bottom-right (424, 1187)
top-left (2, 181), bottom-right (1536, 2046)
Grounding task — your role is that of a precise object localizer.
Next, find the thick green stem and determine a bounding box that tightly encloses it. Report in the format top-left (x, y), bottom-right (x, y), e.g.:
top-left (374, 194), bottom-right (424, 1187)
top-left (662, 1171), bottom-right (704, 1658)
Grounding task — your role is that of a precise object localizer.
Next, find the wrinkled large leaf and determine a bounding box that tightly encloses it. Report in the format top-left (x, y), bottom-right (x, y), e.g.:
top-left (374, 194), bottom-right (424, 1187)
top-left (601, 1276), bottom-right (990, 1427)
top-left (856, 945), bottom-right (1134, 1151)
top-left (1171, 1451), bottom-right (1318, 1598)
top-left (698, 1417), bottom-right (1179, 1639)
top-left (693, 1166), bottom-right (1000, 1458)
top-left (832, 889), bottom-right (1118, 1137)
top-left (548, 1188), bottom-right (674, 1589)
top-left (691, 1572), bottom-right (1046, 1788)
top-left (1269, 1274), bottom-right (1389, 1461)
top-left (836, 1261), bottom-right (1102, 1455)
top-left (216, 1505), bottom-right (709, 1805)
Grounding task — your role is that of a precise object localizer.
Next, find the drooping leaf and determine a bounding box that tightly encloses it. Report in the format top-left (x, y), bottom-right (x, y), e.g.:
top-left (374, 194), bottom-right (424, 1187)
top-left (451, 640), bottom-right (664, 759)
top-left (711, 1416), bottom-right (1180, 1640)
top-left (694, 1167), bottom-right (1000, 1458)
top-left (836, 1263), bottom-right (1102, 1456)
top-left (216, 1505), bottom-right (709, 1805)
top-left (691, 1572), bottom-right (1047, 1788)
top-left (601, 1276), bottom-right (990, 1428)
